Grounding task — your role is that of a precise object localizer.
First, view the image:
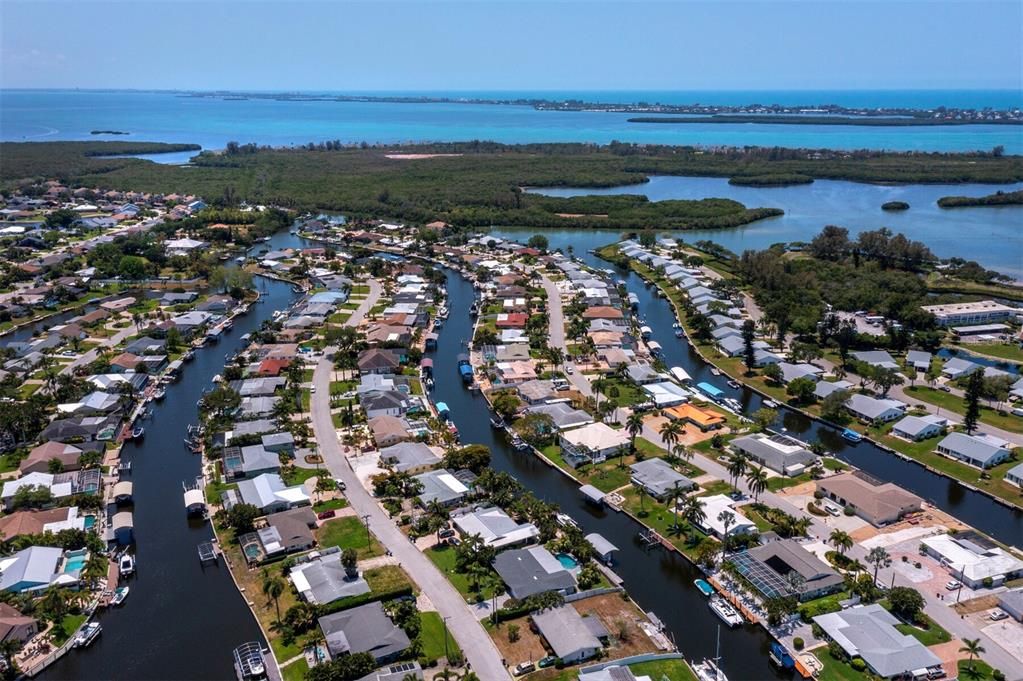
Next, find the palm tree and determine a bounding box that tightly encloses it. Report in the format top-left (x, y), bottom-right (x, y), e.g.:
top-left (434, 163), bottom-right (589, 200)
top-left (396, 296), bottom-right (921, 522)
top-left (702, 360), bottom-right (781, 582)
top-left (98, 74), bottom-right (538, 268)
top-left (637, 486), bottom-right (648, 515)
top-left (829, 529), bottom-right (853, 556)
top-left (665, 482), bottom-right (688, 535)
top-left (615, 444), bottom-right (629, 470)
top-left (727, 453), bottom-right (748, 491)
top-left (625, 411), bottom-right (644, 454)
top-left (659, 419), bottom-right (683, 451)
top-left (746, 465), bottom-right (768, 502)
top-left (672, 443), bottom-right (693, 470)
top-left (866, 546), bottom-right (892, 585)
top-left (261, 569), bottom-right (286, 621)
top-left (718, 509), bottom-right (735, 539)
top-left (959, 638), bottom-right (985, 672)
top-left (681, 496), bottom-right (707, 536)
top-left (82, 552), bottom-right (109, 590)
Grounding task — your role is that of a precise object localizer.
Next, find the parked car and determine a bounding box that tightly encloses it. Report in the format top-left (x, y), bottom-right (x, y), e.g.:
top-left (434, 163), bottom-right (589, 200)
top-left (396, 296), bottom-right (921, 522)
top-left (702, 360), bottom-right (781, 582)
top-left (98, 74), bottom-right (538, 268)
top-left (438, 528), bottom-right (455, 539)
top-left (514, 662), bottom-right (535, 676)
top-left (538, 656), bottom-right (557, 668)
top-left (989, 609), bottom-right (1009, 621)
top-left (565, 364), bottom-right (574, 374)
top-left (945, 580), bottom-right (962, 591)
top-left (317, 510), bottom-right (336, 520)
top-left (825, 504), bottom-right (841, 517)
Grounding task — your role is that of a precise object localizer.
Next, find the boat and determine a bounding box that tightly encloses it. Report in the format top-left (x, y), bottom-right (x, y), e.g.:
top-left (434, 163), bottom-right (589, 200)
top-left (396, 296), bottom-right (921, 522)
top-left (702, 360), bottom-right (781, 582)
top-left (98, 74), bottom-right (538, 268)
top-left (235, 256), bottom-right (245, 264)
top-left (111, 586), bottom-right (130, 606)
top-left (555, 513), bottom-right (580, 530)
top-left (119, 552), bottom-right (135, 577)
top-left (182, 349), bottom-right (195, 361)
top-left (131, 426), bottom-right (145, 440)
top-left (723, 398), bottom-right (743, 413)
top-left (74, 622), bottom-right (102, 648)
top-left (675, 329), bottom-right (684, 338)
top-left (694, 578), bottom-right (715, 597)
top-left (763, 399), bottom-right (780, 409)
top-left (153, 387), bottom-right (166, 401)
top-left (709, 596), bottom-right (744, 628)
top-left (841, 428), bottom-right (863, 443)
top-left (693, 625), bottom-right (729, 681)
top-left (710, 368), bottom-right (722, 376)
top-left (510, 434), bottom-right (530, 451)
top-left (769, 642), bottom-right (795, 670)
top-left (233, 641), bottom-right (267, 680)
top-left (490, 416), bottom-right (506, 429)
top-left (727, 380), bottom-right (741, 390)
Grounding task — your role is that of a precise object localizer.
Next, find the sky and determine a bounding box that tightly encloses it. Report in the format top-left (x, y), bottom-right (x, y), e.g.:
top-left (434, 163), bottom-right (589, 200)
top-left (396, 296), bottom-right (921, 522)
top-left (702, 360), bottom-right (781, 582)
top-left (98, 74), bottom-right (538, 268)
top-left (1, 0), bottom-right (1021, 92)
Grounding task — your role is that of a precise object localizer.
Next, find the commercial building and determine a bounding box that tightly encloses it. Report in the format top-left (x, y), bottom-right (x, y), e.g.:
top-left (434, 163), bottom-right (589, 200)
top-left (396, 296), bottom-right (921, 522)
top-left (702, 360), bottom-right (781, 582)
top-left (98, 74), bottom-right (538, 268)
top-left (921, 300), bottom-right (1018, 327)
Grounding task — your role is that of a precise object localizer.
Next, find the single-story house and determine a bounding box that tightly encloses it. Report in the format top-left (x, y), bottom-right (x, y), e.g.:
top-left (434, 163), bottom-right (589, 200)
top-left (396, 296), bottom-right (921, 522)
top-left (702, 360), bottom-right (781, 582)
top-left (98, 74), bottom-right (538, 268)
top-left (0, 603), bottom-right (38, 644)
top-left (920, 533), bottom-right (1023, 588)
top-left (526, 403), bottom-right (593, 431)
top-left (696, 495), bottom-right (757, 538)
top-left (935, 432), bottom-right (1012, 469)
top-left (0, 546), bottom-right (79, 593)
top-left (731, 538), bottom-right (844, 601)
top-left (531, 605), bottom-right (603, 664)
top-left (319, 601), bottom-right (410, 663)
top-left (379, 442), bottom-right (442, 474)
top-left (222, 445), bottom-right (281, 479)
top-left (559, 422), bottom-right (630, 467)
top-left (290, 550), bottom-right (370, 605)
top-left (851, 350), bottom-right (899, 371)
top-left (844, 394), bottom-right (905, 424)
top-left (890, 414), bottom-right (947, 442)
top-left (816, 473), bottom-right (923, 527)
top-left (369, 415), bottom-right (412, 448)
top-left (1005, 462), bottom-right (1023, 489)
top-left (906, 350), bottom-right (932, 371)
top-left (452, 506), bottom-right (539, 549)
top-left (813, 604), bottom-right (941, 679)
top-left (629, 458), bottom-right (696, 501)
top-left (413, 469), bottom-right (470, 508)
top-left (663, 403), bottom-right (725, 431)
top-left (942, 357), bottom-right (983, 380)
top-left (493, 545), bottom-right (577, 599)
top-left (730, 433), bottom-right (816, 477)
top-left (226, 473), bottom-right (310, 514)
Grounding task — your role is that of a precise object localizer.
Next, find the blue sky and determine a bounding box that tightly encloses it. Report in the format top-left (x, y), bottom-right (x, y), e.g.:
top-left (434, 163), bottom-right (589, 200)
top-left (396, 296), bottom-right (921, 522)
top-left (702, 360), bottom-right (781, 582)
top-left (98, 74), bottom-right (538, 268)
top-left (2, 1), bottom-right (1020, 91)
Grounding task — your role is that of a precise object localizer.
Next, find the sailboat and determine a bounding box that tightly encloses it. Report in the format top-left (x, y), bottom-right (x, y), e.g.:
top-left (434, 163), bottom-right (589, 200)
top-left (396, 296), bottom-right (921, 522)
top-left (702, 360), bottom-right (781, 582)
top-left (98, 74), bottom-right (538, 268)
top-left (692, 625), bottom-right (729, 681)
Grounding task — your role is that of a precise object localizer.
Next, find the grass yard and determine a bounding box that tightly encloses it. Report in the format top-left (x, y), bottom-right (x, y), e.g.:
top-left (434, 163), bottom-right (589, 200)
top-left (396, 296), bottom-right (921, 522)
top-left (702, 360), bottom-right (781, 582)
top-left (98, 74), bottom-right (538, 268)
top-left (50, 613), bottom-right (88, 645)
top-left (281, 466), bottom-right (321, 487)
top-left (618, 486), bottom-right (717, 561)
top-left (629, 659), bottom-right (699, 681)
top-left (956, 341), bottom-right (1023, 364)
top-left (424, 543), bottom-right (499, 600)
top-left (419, 611), bottom-right (462, 662)
top-left (316, 516), bottom-right (383, 559)
top-left (957, 659), bottom-right (999, 681)
top-left (312, 498), bottom-right (348, 513)
top-left (280, 659), bottom-right (309, 681)
top-left (815, 655), bottom-right (866, 681)
top-left (905, 386), bottom-right (1023, 434)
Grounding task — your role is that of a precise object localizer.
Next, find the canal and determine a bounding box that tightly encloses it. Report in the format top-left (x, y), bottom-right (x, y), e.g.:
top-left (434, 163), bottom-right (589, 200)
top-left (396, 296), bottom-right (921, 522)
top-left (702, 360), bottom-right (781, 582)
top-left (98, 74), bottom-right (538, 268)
top-left (44, 263), bottom-right (298, 679)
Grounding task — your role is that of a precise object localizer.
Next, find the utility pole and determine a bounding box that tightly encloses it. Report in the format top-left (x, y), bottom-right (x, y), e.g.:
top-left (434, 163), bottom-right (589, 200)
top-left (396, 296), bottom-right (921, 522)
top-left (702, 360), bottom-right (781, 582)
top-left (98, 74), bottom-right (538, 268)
top-left (443, 616), bottom-right (450, 661)
top-left (361, 513), bottom-right (371, 548)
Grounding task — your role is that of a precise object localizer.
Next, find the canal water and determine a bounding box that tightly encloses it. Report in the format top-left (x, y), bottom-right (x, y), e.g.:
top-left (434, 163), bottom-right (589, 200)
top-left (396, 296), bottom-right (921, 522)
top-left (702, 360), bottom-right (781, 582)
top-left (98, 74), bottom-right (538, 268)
top-left (44, 266), bottom-right (298, 679)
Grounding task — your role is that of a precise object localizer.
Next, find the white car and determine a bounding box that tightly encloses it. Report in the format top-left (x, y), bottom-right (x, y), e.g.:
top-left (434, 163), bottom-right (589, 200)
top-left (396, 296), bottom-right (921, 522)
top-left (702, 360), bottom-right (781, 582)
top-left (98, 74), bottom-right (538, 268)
top-left (565, 364), bottom-right (574, 374)
top-left (945, 580), bottom-right (962, 591)
top-left (989, 609), bottom-right (1008, 621)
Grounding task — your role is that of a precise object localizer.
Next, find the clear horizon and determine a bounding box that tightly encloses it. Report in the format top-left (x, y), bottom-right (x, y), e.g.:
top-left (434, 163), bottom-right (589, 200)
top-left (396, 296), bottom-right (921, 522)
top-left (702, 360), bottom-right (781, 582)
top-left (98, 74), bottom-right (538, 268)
top-left (2, 1), bottom-right (1020, 91)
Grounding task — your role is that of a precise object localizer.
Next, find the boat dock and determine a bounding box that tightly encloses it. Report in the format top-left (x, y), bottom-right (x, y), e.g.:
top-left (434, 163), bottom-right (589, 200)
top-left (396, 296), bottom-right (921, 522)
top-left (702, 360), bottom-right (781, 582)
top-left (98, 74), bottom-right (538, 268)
top-left (198, 541), bottom-right (219, 564)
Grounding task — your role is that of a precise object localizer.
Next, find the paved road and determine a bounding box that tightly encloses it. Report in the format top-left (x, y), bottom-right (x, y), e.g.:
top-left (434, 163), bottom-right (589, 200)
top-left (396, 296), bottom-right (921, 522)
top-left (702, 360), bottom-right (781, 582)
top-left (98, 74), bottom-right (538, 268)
top-left (60, 325), bottom-right (137, 376)
top-left (309, 279), bottom-right (510, 680)
top-left (540, 274), bottom-right (593, 397)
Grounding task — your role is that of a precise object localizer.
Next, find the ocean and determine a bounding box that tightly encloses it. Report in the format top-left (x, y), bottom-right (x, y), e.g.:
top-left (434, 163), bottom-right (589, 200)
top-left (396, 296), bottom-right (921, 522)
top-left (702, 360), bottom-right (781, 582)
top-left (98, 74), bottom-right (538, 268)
top-left (2, 89), bottom-right (1021, 154)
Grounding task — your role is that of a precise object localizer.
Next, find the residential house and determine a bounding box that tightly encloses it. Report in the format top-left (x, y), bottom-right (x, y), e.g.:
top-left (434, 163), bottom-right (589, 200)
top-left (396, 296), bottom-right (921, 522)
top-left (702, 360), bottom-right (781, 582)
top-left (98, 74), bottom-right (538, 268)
top-left (851, 351), bottom-right (899, 371)
top-left (663, 403), bottom-right (725, 431)
top-left (379, 442), bottom-right (441, 474)
top-left (813, 604), bottom-right (941, 679)
top-left (526, 403), bottom-right (593, 431)
top-left (412, 469), bottom-right (471, 508)
top-left (369, 415), bottom-right (411, 448)
top-left (844, 394), bottom-right (905, 424)
top-left (531, 606), bottom-right (603, 664)
top-left (921, 533), bottom-right (1023, 588)
top-left (936, 432), bottom-right (1012, 469)
top-left (731, 538), bottom-right (844, 601)
top-left (319, 601), bottom-right (410, 663)
top-left (226, 473), bottom-right (310, 514)
top-left (452, 506), bottom-right (539, 549)
top-left (290, 550), bottom-right (370, 605)
top-left (817, 473), bottom-right (923, 527)
top-left (730, 433), bottom-right (817, 477)
top-left (19, 441), bottom-right (102, 475)
top-left (0, 507), bottom-right (86, 540)
top-left (0, 546), bottom-right (80, 593)
top-left (696, 495), bottom-right (757, 538)
top-left (906, 350), bottom-right (932, 371)
top-left (493, 546), bottom-right (576, 599)
top-left (942, 357), bottom-right (982, 380)
top-left (0, 603), bottom-right (38, 644)
top-left (559, 422), bottom-right (630, 467)
top-left (1005, 462), bottom-right (1023, 489)
top-left (358, 348), bottom-right (403, 374)
top-left (516, 379), bottom-right (558, 405)
top-left (222, 445), bottom-right (281, 479)
top-left (891, 414), bottom-right (947, 441)
top-left (629, 458), bottom-right (696, 501)
top-left (361, 390), bottom-right (410, 419)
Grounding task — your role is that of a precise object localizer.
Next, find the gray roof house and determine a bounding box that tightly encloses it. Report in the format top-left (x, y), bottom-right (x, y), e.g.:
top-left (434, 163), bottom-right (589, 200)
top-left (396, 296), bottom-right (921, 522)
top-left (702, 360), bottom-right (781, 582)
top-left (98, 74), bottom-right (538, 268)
top-left (229, 473), bottom-right (310, 513)
top-left (412, 469), bottom-right (470, 507)
top-left (815, 380), bottom-right (853, 400)
top-left (942, 357), bottom-right (982, 379)
top-left (844, 394), bottom-right (905, 424)
top-left (813, 604), bottom-right (941, 678)
top-left (361, 389), bottom-right (410, 419)
top-left (319, 601), bottom-right (410, 663)
top-left (526, 402), bottom-right (594, 431)
top-left (891, 415), bottom-right (947, 442)
top-left (625, 362), bottom-right (664, 384)
top-left (516, 379), bottom-right (557, 405)
top-left (936, 432), bottom-right (1012, 469)
top-left (1005, 462), bottom-right (1023, 489)
top-left (734, 538), bottom-right (844, 601)
top-left (906, 350), bottom-right (932, 371)
top-left (453, 506), bottom-right (539, 549)
top-left (629, 458), bottom-right (696, 500)
top-left (493, 546), bottom-right (577, 599)
top-left (223, 445), bottom-right (281, 479)
top-left (730, 433), bottom-right (816, 476)
top-left (290, 551), bottom-right (370, 605)
top-left (851, 350), bottom-right (899, 371)
top-left (531, 606), bottom-right (603, 664)
top-left (379, 442), bottom-right (441, 474)
top-left (997, 588), bottom-right (1023, 622)
top-left (776, 362), bottom-right (822, 384)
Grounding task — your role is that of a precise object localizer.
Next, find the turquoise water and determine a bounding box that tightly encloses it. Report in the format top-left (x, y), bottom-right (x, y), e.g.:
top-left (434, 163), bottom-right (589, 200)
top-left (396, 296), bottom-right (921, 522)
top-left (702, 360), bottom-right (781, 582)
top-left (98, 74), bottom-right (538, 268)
top-left (2, 89), bottom-right (1020, 154)
top-left (520, 176), bottom-right (1023, 279)
top-left (556, 553), bottom-right (579, 570)
top-left (64, 551), bottom-right (88, 574)
top-left (83, 515), bottom-right (96, 529)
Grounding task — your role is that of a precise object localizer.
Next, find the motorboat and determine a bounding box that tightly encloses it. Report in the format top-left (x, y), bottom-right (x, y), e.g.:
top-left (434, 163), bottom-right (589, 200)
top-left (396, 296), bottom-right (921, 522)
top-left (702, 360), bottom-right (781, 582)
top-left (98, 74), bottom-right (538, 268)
top-left (490, 416), bottom-right (506, 429)
top-left (842, 428), bottom-right (864, 443)
top-left (74, 622), bottom-right (102, 648)
top-left (153, 387), bottom-right (166, 401)
top-left (111, 586), bottom-right (130, 606)
top-left (727, 380), bottom-right (741, 390)
top-left (694, 579), bottom-right (715, 597)
top-left (675, 329), bottom-right (684, 338)
top-left (763, 399), bottom-right (780, 409)
top-left (710, 368), bottom-right (722, 376)
top-left (709, 596), bottom-right (743, 628)
top-left (131, 425), bottom-right (145, 440)
top-left (119, 552), bottom-right (135, 577)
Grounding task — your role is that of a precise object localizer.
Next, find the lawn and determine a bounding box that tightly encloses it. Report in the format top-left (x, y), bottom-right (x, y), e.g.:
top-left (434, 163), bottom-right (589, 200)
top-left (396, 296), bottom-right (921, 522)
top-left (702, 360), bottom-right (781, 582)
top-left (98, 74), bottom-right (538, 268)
top-left (542, 444), bottom-right (636, 493)
top-left (737, 503), bottom-right (775, 532)
top-left (281, 466), bottom-right (321, 487)
top-left (905, 386), bottom-right (1023, 434)
top-left (957, 341), bottom-right (1023, 364)
top-left (316, 516), bottom-right (383, 559)
top-left (697, 479), bottom-right (734, 497)
top-left (767, 471), bottom-right (814, 491)
top-left (597, 376), bottom-right (647, 408)
top-left (50, 613), bottom-right (88, 645)
top-left (958, 659), bottom-right (999, 681)
top-left (895, 619), bottom-right (951, 646)
top-left (424, 543), bottom-right (499, 600)
top-left (629, 659), bottom-right (699, 681)
top-left (312, 498), bottom-right (348, 513)
top-left (419, 611), bottom-right (462, 662)
top-left (815, 654), bottom-right (866, 681)
top-left (636, 437), bottom-right (706, 477)
top-left (618, 486), bottom-right (716, 561)
top-left (280, 659), bottom-right (309, 681)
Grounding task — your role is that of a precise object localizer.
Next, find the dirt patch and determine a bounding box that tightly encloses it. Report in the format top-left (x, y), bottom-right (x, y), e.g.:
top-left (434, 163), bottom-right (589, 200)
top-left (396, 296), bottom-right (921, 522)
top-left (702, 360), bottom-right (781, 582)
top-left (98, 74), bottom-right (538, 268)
top-left (554, 213), bottom-right (609, 219)
top-left (570, 593), bottom-right (660, 659)
top-left (489, 615), bottom-right (548, 668)
top-left (953, 594), bottom-right (1000, 614)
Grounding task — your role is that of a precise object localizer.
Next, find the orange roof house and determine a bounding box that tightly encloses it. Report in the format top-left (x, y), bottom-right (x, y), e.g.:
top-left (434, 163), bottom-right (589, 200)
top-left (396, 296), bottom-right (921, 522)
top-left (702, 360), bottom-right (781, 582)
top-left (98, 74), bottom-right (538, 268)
top-left (581, 306), bottom-right (624, 320)
top-left (664, 403), bottom-right (726, 431)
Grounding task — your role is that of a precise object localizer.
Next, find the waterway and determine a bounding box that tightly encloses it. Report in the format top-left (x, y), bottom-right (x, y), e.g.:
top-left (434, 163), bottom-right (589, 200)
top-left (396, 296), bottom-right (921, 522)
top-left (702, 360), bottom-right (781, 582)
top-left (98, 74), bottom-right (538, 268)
top-left (3, 90), bottom-right (1022, 154)
top-left (43, 260), bottom-right (298, 680)
top-left (523, 176), bottom-right (1023, 279)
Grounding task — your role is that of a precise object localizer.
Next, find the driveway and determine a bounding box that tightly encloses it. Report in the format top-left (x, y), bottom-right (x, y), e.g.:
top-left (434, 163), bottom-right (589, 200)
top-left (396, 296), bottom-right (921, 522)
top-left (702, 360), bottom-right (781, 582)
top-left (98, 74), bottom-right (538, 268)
top-left (309, 279), bottom-right (510, 680)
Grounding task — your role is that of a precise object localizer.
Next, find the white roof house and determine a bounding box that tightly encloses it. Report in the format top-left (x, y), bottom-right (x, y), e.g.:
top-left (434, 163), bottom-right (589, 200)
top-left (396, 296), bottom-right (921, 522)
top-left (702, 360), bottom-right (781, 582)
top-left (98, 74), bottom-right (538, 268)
top-left (452, 506), bottom-right (539, 549)
top-left (559, 422), bottom-right (630, 466)
top-left (813, 604), bottom-right (941, 678)
top-left (891, 414), bottom-right (948, 442)
top-left (921, 534), bottom-right (1023, 588)
top-left (233, 473), bottom-right (310, 513)
top-left (695, 495), bottom-right (757, 538)
top-left (935, 432), bottom-right (1012, 469)
top-left (844, 394), bottom-right (905, 423)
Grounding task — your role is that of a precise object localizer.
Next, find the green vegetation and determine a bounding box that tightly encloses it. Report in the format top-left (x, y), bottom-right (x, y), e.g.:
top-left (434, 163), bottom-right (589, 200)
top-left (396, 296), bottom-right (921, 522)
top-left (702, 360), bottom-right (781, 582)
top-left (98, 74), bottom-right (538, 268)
top-left (628, 114), bottom-right (1023, 127)
top-left (905, 386), bottom-right (1023, 433)
top-left (280, 659), bottom-right (309, 681)
top-left (957, 658), bottom-right (998, 681)
top-left (419, 611), bottom-right (462, 661)
top-left (728, 173), bottom-right (814, 186)
top-left (50, 613), bottom-right (88, 645)
top-left (882, 201), bottom-right (910, 211)
top-left (957, 341), bottom-right (1023, 364)
top-left (424, 543), bottom-right (500, 600)
top-left (316, 516), bottom-right (382, 559)
top-left (628, 659), bottom-right (699, 681)
top-left (938, 188), bottom-right (1023, 208)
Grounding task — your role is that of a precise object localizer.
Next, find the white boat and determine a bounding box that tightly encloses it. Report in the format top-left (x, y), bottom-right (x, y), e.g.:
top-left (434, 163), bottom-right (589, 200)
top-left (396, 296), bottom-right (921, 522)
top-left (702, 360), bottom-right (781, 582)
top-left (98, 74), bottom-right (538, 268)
top-left (709, 596), bottom-right (744, 628)
top-left (111, 586), bottom-right (129, 606)
top-left (710, 368), bottom-right (722, 376)
top-left (763, 399), bottom-right (780, 409)
top-left (693, 625), bottom-right (730, 681)
top-left (119, 552), bottom-right (135, 577)
top-left (74, 622), bottom-right (102, 648)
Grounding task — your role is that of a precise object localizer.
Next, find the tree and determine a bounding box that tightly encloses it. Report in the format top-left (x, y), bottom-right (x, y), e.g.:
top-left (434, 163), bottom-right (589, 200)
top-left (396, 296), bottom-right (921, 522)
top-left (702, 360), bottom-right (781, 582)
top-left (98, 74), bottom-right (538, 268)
top-left (959, 638), bottom-right (986, 672)
top-left (625, 411), bottom-right (644, 454)
top-left (681, 495), bottom-right (706, 533)
top-left (889, 586), bottom-right (925, 620)
top-left (261, 569), bottom-right (286, 621)
top-left (665, 482), bottom-right (688, 535)
top-left (873, 367), bottom-right (904, 397)
top-left (866, 546), bottom-right (892, 585)
top-left (306, 652), bottom-right (377, 681)
top-left (442, 444), bottom-right (491, 474)
top-left (963, 369), bottom-right (984, 434)
top-left (752, 407), bottom-right (777, 432)
top-left (118, 254), bottom-right (148, 281)
top-left (224, 503), bottom-right (260, 533)
top-left (761, 361), bottom-right (783, 384)
top-left (526, 234), bottom-right (549, 251)
top-left (718, 509), bottom-right (736, 538)
top-left (659, 418), bottom-right (684, 451)
top-left (828, 529), bottom-right (853, 556)
top-left (820, 389), bottom-right (851, 421)
top-left (787, 377), bottom-right (817, 403)
top-left (741, 320), bottom-right (757, 374)
top-left (727, 453), bottom-right (748, 491)
top-left (746, 465), bottom-right (768, 502)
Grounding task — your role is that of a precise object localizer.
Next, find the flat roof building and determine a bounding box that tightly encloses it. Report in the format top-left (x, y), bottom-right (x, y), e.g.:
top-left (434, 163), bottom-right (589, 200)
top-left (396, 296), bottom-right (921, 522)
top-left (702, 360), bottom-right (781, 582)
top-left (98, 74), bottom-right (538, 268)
top-left (921, 300), bottom-right (1018, 327)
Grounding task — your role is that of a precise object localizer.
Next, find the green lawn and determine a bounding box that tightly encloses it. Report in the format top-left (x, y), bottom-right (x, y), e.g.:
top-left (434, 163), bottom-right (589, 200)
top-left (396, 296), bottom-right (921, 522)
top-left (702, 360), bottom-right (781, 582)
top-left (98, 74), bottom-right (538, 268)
top-left (597, 376), bottom-right (647, 408)
top-left (50, 613), bottom-right (88, 646)
top-left (636, 437), bottom-right (706, 477)
top-left (316, 516), bottom-right (382, 559)
top-left (958, 659), bottom-right (999, 681)
top-left (312, 498), bottom-right (348, 513)
top-left (737, 503), bottom-right (775, 532)
top-left (618, 486), bottom-right (716, 561)
top-left (697, 479), bottom-right (734, 497)
top-left (424, 544), bottom-right (499, 600)
top-left (628, 659), bottom-right (699, 681)
top-left (766, 471), bottom-right (814, 491)
top-left (815, 655), bottom-right (866, 681)
top-left (282, 466), bottom-right (321, 487)
top-left (905, 386), bottom-right (1023, 434)
top-left (895, 619), bottom-right (951, 646)
top-left (956, 341), bottom-right (1023, 364)
top-left (280, 659), bottom-right (309, 681)
top-left (419, 611), bottom-right (462, 662)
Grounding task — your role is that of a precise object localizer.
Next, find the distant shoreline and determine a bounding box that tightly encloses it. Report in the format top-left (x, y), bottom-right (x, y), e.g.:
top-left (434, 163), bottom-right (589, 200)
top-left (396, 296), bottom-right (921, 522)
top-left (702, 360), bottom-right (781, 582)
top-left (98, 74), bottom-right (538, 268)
top-left (627, 115), bottom-right (1023, 127)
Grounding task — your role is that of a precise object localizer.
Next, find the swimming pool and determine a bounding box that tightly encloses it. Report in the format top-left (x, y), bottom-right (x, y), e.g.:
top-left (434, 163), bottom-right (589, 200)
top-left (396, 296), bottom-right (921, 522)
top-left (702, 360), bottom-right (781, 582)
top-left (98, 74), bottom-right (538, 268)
top-left (83, 515), bottom-right (97, 529)
top-left (64, 550), bottom-right (89, 574)
top-left (556, 553), bottom-right (579, 570)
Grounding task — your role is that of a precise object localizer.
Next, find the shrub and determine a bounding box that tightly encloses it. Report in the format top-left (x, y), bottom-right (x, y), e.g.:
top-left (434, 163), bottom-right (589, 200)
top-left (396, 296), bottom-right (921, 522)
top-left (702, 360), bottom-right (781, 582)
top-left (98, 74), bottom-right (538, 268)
top-left (507, 624), bottom-right (520, 642)
top-left (793, 637), bottom-right (804, 651)
top-left (851, 658), bottom-right (867, 672)
top-left (813, 490), bottom-right (824, 500)
top-left (983, 576), bottom-right (994, 588)
top-left (843, 506), bottom-right (855, 516)
top-left (993, 669), bottom-right (1005, 681)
